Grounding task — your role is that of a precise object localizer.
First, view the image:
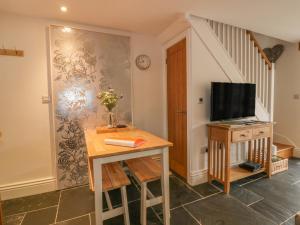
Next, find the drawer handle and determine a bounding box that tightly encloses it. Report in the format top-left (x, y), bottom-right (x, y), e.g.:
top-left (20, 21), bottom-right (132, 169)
top-left (240, 134), bottom-right (247, 137)
top-left (259, 131), bottom-right (265, 134)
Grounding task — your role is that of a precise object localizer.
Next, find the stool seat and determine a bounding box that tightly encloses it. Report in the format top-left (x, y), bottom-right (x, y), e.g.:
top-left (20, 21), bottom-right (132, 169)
top-left (90, 162), bottom-right (131, 192)
top-left (125, 157), bottom-right (161, 183)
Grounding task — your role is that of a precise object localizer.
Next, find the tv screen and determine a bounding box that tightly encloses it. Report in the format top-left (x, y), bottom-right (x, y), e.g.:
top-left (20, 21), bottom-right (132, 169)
top-left (211, 82), bottom-right (256, 121)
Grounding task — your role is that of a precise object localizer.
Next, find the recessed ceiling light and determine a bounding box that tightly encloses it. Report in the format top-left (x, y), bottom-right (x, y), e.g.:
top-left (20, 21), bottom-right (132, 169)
top-left (60, 6), bottom-right (68, 12)
top-left (62, 27), bottom-right (72, 33)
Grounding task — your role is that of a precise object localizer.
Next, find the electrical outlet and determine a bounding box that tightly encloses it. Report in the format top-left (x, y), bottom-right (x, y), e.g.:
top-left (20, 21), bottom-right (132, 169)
top-left (201, 146), bottom-right (208, 153)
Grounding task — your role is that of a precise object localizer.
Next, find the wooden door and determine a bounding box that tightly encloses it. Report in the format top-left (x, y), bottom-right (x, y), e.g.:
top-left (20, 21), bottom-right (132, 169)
top-left (167, 39), bottom-right (187, 179)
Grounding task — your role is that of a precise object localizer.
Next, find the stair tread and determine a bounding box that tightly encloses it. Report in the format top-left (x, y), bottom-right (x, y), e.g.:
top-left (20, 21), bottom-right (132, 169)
top-left (274, 142), bottom-right (294, 152)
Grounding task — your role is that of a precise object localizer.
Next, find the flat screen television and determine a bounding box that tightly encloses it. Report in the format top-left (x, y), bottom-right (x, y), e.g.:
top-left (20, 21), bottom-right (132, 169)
top-left (211, 82), bottom-right (256, 121)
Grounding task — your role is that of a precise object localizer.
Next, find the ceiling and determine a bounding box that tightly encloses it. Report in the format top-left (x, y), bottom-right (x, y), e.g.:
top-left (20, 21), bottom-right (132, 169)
top-left (1, 0), bottom-right (299, 42)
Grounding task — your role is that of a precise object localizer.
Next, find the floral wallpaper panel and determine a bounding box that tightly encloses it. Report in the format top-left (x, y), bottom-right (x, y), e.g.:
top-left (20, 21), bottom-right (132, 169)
top-left (50, 25), bottom-right (132, 188)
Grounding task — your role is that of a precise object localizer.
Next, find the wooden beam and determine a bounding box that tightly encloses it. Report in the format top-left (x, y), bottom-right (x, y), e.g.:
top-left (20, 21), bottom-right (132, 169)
top-left (246, 30), bottom-right (272, 70)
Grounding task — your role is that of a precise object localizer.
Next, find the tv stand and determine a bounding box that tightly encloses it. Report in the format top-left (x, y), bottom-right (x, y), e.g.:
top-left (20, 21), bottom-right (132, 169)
top-left (207, 121), bottom-right (273, 193)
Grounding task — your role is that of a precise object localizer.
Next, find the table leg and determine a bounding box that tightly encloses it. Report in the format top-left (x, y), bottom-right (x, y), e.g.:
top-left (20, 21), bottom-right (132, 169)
top-left (93, 159), bottom-right (103, 225)
top-left (161, 148), bottom-right (170, 225)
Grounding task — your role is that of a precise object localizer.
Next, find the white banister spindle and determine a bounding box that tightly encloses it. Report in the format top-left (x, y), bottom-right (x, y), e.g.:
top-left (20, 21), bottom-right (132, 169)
top-left (240, 30), bottom-right (243, 73)
top-left (259, 57), bottom-right (262, 99)
top-left (265, 64), bottom-right (268, 108)
top-left (262, 62), bottom-right (266, 106)
top-left (206, 19), bottom-right (274, 121)
top-left (218, 23), bottom-right (221, 40)
top-left (232, 26), bottom-right (235, 61)
top-left (235, 28), bottom-right (238, 65)
top-left (227, 25), bottom-right (230, 54)
top-left (252, 42), bottom-right (255, 84)
top-left (256, 50), bottom-right (259, 97)
top-left (269, 64), bottom-right (275, 121)
top-left (244, 31), bottom-right (247, 78)
top-left (248, 35), bottom-right (251, 83)
top-left (222, 24), bottom-right (225, 45)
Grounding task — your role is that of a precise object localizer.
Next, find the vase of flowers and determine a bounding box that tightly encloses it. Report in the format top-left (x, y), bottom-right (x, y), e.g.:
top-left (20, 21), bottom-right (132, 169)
top-left (97, 88), bottom-right (123, 128)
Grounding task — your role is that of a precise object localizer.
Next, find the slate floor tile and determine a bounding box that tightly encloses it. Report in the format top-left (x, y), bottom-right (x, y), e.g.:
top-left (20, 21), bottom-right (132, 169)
top-left (245, 177), bottom-right (300, 214)
top-left (282, 216), bottom-right (296, 225)
top-left (3, 191), bottom-right (60, 216)
top-left (90, 200), bottom-right (162, 225)
top-left (170, 207), bottom-right (199, 225)
top-left (230, 186), bottom-right (263, 206)
top-left (52, 215), bottom-right (90, 225)
top-left (56, 182), bottom-right (140, 222)
top-left (192, 183), bottom-right (220, 197)
top-left (185, 194), bottom-right (276, 225)
top-left (3, 213), bottom-right (25, 225)
top-left (250, 199), bottom-right (294, 224)
top-left (21, 206), bottom-right (57, 225)
top-left (56, 186), bottom-right (95, 222)
top-left (147, 176), bottom-right (201, 214)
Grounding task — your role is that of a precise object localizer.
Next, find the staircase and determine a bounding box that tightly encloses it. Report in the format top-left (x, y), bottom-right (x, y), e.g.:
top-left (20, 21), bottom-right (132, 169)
top-left (188, 15), bottom-right (275, 121)
top-left (274, 143), bottom-right (294, 159)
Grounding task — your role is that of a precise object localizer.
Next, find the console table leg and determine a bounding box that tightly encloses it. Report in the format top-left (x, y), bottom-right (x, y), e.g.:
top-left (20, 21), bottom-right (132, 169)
top-left (224, 182), bottom-right (230, 194)
top-left (267, 136), bottom-right (273, 178)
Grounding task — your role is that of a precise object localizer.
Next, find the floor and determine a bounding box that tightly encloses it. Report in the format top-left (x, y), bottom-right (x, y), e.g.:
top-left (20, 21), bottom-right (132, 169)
top-left (2, 158), bottom-right (300, 225)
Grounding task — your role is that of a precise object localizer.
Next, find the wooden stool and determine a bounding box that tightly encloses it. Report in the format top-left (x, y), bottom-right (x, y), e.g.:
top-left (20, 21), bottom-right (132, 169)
top-left (90, 162), bottom-right (131, 225)
top-left (125, 157), bottom-right (162, 225)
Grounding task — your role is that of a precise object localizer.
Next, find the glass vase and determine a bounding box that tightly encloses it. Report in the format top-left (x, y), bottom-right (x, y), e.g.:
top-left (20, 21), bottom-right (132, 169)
top-left (107, 111), bottom-right (116, 128)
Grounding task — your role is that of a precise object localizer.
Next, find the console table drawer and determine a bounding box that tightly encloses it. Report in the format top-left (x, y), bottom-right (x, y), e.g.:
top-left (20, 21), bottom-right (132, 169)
top-left (252, 127), bottom-right (271, 138)
top-left (232, 130), bottom-right (252, 142)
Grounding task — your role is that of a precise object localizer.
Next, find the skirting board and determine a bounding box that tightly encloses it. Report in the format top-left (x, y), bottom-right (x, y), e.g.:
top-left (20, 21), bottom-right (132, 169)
top-left (189, 169), bottom-right (208, 186)
top-left (188, 160), bottom-right (245, 186)
top-left (294, 148), bottom-right (300, 158)
top-left (0, 177), bottom-right (57, 200)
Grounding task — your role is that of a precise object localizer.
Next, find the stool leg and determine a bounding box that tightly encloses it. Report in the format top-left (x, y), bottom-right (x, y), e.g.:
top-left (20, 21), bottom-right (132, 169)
top-left (104, 192), bottom-right (113, 210)
top-left (121, 186), bottom-right (130, 225)
top-left (140, 182), bottom-right (147, 225)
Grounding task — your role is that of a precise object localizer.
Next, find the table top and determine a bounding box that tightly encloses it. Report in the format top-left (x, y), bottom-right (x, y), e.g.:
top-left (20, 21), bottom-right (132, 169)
top-left (84, 128), bottom-right (173, 159)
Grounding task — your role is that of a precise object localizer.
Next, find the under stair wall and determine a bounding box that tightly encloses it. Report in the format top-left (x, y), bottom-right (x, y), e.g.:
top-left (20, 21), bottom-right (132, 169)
top-left (159, 15), bottom-right (276, 185)
top-left (189, 15), bottom-right (275, 122)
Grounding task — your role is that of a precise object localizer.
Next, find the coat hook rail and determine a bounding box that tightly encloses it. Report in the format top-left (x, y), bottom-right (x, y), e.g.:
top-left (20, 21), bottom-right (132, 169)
top-left (0, 48), bottom-right (24, 57)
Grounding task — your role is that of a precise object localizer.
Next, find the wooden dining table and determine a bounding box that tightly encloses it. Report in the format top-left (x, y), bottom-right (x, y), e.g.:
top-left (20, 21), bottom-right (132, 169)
top-left (84, 128), bottom-right (173, 225)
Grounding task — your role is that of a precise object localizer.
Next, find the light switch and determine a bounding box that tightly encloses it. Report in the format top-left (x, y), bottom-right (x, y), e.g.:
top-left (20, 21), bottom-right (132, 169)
top-left (42, 96), bottom-right (51, 104)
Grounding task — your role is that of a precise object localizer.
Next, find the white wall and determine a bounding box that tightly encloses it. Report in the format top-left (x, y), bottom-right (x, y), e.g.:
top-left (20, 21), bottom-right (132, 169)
top-left (189, 29), bottom-right (231, 184)
top-left (0, 12), bottom-right (164, 199)
top-left (131, 34), bottom-right (164, 137)
top-left (254, 33), bottom-right (300, 153)
top-left (0, 12), bottom-right (56, 199)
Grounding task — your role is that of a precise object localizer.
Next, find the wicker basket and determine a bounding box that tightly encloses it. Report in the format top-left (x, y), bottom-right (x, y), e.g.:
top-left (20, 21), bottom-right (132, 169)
top-left (271, 156), bottom-right (288, 175)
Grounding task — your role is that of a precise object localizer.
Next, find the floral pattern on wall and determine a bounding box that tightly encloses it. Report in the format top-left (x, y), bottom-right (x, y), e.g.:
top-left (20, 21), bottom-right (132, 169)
top-left (50, 25), bottom-right (132, 188)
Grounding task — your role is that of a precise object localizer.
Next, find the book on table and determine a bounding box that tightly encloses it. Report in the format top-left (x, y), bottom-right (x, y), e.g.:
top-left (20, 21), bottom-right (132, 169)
top-left (104, 137), bottom-right (145, 147)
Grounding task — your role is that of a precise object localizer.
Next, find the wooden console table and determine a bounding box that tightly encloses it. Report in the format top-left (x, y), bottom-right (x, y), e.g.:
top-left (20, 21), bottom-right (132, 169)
top-left (207, 122), bottom-right (273, 193)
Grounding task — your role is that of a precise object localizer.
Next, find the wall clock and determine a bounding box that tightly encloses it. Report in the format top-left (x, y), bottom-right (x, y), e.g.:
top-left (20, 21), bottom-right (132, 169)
top-left (135, 54), bottom-right (151, 70)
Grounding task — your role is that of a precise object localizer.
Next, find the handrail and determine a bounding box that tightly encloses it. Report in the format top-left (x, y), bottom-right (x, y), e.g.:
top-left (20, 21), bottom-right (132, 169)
top-left (246, 30), bottom-right (272, 70)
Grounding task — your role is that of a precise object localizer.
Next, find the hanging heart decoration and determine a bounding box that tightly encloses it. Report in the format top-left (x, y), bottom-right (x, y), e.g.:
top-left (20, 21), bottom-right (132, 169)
top-left (263, 44), bottom-right (284, 63)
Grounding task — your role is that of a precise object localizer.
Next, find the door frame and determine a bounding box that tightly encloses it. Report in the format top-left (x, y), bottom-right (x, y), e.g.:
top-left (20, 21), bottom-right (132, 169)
top-left (162, 29), bottom-right (192, 185)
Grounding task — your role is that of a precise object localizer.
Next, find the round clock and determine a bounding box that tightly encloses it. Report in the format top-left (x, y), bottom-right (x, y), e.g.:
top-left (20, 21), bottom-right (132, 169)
top-left (135, 54), bottom-right (151, 70)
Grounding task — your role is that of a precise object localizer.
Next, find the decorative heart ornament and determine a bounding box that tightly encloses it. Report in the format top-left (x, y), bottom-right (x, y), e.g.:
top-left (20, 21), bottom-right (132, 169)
top-left (263, 44), bottom-right (284, 63)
